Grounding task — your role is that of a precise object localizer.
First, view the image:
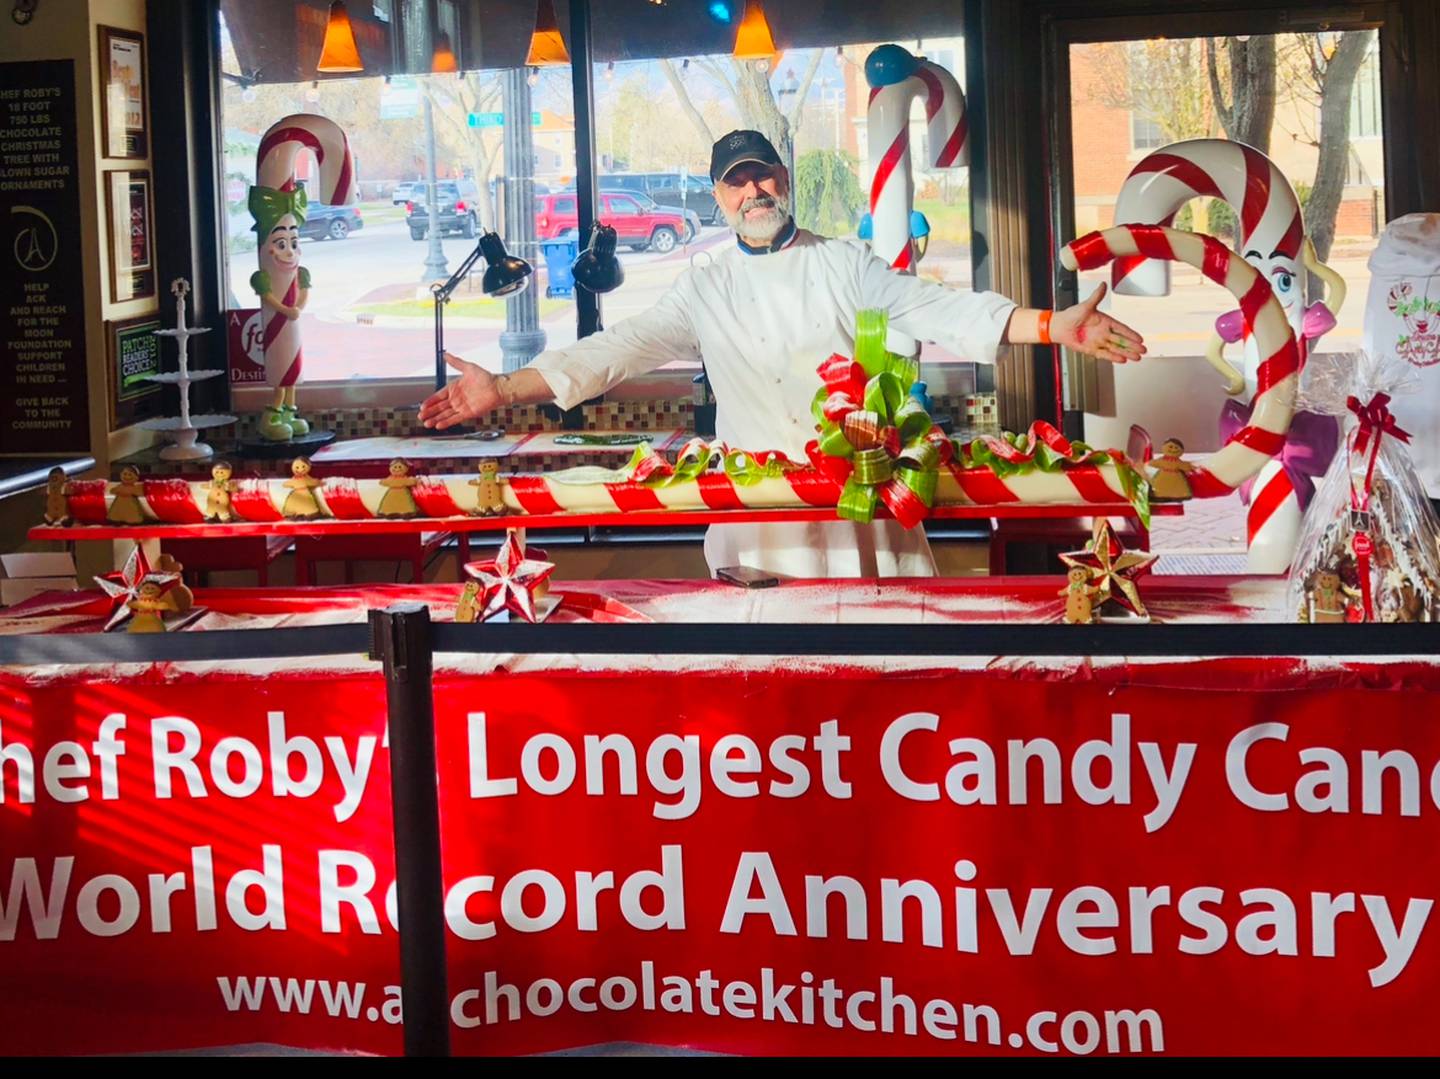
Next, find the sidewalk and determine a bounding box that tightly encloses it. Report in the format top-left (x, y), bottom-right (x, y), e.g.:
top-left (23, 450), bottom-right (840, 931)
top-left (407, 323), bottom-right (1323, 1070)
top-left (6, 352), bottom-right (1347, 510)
top-left (1148, 485), bottom-right (1250, 575)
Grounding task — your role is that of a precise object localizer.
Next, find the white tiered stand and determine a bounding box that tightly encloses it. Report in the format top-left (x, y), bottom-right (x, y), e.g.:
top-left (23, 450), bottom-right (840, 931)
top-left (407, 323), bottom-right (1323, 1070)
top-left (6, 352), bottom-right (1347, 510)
top-left (139, 278), bottom-right (236, 461)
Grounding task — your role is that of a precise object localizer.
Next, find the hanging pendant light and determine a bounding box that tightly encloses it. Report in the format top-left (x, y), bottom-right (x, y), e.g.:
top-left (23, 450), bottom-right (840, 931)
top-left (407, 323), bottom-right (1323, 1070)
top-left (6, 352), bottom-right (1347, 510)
top-left (317, 0), bottom-right (364, 73)
top-left (571, 224), bottom-right (624, 293)
top-left (732, 0), bottom-right (776, 62)
top-left (432, 31), bottom-right (458, 73)
top-left (526, 0), bottom-right (570, 67)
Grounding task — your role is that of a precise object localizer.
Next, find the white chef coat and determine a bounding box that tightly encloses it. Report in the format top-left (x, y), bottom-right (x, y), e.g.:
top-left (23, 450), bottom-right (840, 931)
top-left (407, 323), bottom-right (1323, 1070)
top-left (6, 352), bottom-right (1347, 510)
top-left (1362, 213), bottom-right (1440, 496)
top-left (531, 227), bottom-right (1018, 578)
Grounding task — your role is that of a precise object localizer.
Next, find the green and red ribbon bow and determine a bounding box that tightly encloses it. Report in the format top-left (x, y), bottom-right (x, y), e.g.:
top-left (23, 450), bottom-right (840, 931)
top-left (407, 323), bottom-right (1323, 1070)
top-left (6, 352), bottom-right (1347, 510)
top-left (805, 309), bottom-right (951, 528)
top-left (625, 437), bottom-right (794, 487)
top-left (950, 421), bottom-right (1152, 530)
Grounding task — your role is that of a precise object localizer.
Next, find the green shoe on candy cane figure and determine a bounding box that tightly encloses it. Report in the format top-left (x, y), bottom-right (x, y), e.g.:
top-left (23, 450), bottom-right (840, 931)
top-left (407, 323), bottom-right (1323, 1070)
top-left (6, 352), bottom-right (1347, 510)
top-left (259, 406), bottom-right (293, 442)
top-left (281, 404), bottom-right (310, 436)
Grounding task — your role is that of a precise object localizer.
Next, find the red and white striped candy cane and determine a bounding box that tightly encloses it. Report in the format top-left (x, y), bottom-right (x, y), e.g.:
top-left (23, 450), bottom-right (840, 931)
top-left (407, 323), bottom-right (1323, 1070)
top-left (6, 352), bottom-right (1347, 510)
top-left (58, 456), bottom-right (1137, 527)
top-left (1108, 140), bottom-right (1341, 571)
top-left (257, 113), bottom-right (358, 205)
top-left (866, 58), bottom-right (967, 276)
top-left (1110, 139), bottom-right (1302, 302)
top-left (253, 114), bottom-right (356, 390)
top-left (1062, 225), bottom-right (1299, 498)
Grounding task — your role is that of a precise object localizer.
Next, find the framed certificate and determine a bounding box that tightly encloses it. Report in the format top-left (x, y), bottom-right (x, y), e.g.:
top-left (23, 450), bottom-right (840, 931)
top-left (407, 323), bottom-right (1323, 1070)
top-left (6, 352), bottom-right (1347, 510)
top-left (99, 25), bottom-right (148, 159)
top-left (105, 169), bottom-right (157, 302)
top-left (107, 315), bottom-right (164, 426)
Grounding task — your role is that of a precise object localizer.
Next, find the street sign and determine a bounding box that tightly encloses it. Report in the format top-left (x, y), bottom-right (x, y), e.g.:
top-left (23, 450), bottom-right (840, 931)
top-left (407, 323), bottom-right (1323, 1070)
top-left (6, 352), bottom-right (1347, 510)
top-left (467, 111), bottom-right (543, 128)
top-left (380, 76), bottom-right (420, 120)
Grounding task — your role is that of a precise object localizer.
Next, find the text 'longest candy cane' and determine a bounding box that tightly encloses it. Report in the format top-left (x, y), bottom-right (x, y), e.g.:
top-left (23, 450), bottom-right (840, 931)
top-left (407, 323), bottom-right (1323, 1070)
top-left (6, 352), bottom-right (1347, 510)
top-left (1062, 224), bottom-right (1299, 497)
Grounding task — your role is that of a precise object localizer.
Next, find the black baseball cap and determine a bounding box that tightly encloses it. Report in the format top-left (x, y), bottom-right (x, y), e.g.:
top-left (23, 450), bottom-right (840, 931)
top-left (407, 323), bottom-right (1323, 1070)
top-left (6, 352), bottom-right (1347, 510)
top-left (709, 129), bottom-right (783, 183)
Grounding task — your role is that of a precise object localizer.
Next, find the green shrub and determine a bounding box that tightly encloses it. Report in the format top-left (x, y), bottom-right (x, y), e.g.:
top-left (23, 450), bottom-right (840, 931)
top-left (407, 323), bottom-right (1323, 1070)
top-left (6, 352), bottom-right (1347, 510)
top-left (795, 149), bottom-right (865, 236)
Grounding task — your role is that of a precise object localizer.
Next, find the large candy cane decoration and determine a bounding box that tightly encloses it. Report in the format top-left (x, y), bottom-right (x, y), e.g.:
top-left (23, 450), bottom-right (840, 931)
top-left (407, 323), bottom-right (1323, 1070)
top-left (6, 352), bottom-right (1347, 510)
top-left (1109, 139), bottom-right (1344, 572)
top-left (864, 44), bottom-right (967, 354)
top-left (249, 114), bottom-right (356, 392)
top-left (1063, 225), bottom-right (1299, 499)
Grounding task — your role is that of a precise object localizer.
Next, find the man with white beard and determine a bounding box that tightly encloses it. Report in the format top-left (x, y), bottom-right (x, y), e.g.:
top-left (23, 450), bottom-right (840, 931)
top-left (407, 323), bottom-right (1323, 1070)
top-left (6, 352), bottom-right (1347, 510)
top-left (420, 131), bottom-right (1145, 578)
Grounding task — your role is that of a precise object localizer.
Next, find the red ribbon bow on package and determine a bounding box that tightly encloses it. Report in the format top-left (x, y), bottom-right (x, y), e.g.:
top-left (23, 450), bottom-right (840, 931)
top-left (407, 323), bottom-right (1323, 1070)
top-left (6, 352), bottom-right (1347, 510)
top-left (1347, 392), bottom-right (1411, 455)
top-left (1343, 393), bottom-right (1412, 622)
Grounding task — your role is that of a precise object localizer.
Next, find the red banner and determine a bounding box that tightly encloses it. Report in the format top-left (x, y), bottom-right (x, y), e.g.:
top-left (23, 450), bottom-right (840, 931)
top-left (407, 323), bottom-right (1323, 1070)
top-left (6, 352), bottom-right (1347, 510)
top-left (3, 665), bottom-right (1439, 1055)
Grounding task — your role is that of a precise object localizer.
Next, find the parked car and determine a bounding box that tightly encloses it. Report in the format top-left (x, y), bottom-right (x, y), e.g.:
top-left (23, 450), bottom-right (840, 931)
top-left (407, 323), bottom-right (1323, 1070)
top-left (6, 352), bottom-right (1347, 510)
top-left (391, 181), bottom-right (423, 206)
top-left (535, 191), bottom-right (690, 253)
top-left (299, 201), bottom-right (363, 241)
top-left (541, 191), bottom-right (696, 252)
top-left (626, 190), bottom-right (702, 242)
top-left (406, 180), bottom-right (482, 240)
top-left (603, 172), bottom-right (721, 225)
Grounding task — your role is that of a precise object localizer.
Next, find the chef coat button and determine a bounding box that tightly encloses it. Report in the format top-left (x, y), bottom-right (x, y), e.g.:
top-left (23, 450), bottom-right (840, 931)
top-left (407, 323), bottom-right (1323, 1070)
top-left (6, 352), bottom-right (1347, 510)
top-left (775, 377), bottom-right (782, 384)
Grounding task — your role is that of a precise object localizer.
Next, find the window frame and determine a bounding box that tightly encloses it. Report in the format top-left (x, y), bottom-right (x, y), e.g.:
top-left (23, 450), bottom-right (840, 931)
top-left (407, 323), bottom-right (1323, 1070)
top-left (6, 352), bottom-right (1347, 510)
top-left (212, 1), bottom-right (991, 412)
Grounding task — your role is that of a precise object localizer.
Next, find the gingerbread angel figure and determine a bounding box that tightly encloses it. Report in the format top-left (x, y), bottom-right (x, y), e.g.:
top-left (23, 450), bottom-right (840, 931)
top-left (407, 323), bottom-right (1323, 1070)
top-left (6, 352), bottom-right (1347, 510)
top-left (1147, 438), bottom-right (1197, 501)
top-left (281, 457), bottom-right (324, 520)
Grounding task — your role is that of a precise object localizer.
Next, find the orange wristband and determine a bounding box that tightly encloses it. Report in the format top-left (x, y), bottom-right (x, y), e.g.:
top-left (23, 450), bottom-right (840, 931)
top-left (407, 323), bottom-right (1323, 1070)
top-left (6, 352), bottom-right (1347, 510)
top-left (1037, 309), bottom-right (1054, 346)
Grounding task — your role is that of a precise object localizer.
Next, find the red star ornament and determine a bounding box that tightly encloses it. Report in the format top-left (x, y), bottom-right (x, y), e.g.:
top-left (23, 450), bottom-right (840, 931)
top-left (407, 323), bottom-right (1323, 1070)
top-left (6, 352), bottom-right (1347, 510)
top-left (464, 532), bottom-right (556, 623)
top-left (92, 547), bottom-right (179, 631)
top-left (1058, 518), bottom-right (1158, 619)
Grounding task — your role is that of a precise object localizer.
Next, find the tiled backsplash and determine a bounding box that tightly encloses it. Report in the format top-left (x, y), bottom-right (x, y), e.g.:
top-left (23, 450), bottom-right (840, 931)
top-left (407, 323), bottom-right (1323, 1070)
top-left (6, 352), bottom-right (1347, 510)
top-left (130, 394), bottom-right (999, 477)
top-left (229, 394), bottom-right (999, 439)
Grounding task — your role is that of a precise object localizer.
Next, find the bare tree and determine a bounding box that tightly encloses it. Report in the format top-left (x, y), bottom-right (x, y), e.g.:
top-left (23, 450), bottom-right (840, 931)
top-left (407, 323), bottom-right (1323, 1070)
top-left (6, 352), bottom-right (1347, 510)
top-left (658, 51), bottom-right (826, 177)
top-left (1292, 31), bottom-right (1372, 263)
top-left (1206, 36), bottom-right (1277, 152)
top-left (420, 73), bottom-right (504, 229)
top-left (1087, 39), bottom-right (1214, 144)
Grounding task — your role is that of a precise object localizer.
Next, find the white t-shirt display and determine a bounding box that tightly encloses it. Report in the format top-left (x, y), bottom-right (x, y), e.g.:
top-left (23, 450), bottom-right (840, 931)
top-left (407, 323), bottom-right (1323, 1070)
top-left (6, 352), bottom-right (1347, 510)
top-left (1362, 213), bottom-right (1440, 496)
top-left (532, 227), bottom-right (1018, 578)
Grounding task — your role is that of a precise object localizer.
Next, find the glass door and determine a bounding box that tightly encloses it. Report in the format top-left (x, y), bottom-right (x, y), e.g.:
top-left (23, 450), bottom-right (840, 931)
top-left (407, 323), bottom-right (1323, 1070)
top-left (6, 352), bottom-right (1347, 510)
top-left (1053, 19), bottom-right (1388, 457)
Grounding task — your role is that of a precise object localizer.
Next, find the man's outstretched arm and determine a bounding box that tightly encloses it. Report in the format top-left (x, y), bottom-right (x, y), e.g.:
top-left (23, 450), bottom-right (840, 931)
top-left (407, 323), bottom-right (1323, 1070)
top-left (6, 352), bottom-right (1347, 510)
top-left (419, 356), bottom-right (553, 430)
top-left (419, 284), bottom-right (699, 430)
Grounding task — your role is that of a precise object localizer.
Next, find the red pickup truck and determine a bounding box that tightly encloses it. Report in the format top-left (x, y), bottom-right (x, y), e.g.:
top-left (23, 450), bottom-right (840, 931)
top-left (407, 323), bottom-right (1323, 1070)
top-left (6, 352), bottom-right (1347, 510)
top-left (534, 191), bottom-right (690, 253)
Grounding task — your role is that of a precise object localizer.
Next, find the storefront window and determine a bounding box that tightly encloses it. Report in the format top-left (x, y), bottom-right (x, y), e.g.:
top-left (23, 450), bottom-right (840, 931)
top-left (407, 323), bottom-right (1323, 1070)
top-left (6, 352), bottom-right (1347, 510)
top-left (216, 0), bottom-right (976, 386)
top-left (1069, 29), bottom-right (1385, 453)
top-left (217, 0), bottom-right (576, 383)
top-left (587, 7), bottom-right (973, 375)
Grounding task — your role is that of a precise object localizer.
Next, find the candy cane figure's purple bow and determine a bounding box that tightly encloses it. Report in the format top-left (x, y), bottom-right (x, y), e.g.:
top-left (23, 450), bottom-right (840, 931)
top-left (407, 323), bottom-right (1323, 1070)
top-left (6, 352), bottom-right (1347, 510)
top-left (1219, 400), bottom-right (1340, 511)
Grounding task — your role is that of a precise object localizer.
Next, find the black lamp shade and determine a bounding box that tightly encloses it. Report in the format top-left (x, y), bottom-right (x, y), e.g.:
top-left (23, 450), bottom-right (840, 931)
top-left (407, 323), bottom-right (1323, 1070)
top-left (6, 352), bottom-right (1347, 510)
top-left (477, 232), bottom-right (533, 296)
top-left (572, 223), bottom-right (625, 293)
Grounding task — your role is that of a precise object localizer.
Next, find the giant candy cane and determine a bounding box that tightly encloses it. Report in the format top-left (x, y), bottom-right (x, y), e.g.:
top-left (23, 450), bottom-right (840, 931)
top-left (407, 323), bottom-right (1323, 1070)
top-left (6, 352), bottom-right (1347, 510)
top-left (249, 115), bottom-right (356, 395)
top-left (1063, 225), bottom-right (1299, 500)
top-left (863, 44), bottom-right (967, 354)
top-left (1110, 139), bottom-right (1344, 571)
top-left (57, 446), bottom-right (1138, 526)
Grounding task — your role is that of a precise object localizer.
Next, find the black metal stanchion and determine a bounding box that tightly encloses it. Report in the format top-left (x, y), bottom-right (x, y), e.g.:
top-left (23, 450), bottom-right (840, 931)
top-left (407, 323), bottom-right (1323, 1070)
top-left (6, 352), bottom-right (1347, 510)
top-left (368, 602), bottom-right (450, 1057)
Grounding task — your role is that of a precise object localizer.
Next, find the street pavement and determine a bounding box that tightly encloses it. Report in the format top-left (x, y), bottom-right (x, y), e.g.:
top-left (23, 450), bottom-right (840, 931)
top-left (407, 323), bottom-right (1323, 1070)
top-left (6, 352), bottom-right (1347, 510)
top-left (227, 218), bottom-right (732, 381)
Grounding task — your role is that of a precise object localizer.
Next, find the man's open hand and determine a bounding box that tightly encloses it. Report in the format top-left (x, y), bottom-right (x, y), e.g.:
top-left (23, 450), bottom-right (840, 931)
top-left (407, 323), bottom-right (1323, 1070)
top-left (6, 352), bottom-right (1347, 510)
top-left (419, 352), bottom-right (503, 430)
top-left (1051, 283), bottom-right (1147, 364)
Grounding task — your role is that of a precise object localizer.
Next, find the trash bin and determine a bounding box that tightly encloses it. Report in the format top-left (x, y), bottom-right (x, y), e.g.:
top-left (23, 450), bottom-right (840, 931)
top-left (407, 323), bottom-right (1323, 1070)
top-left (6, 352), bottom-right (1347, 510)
top-left (539, 238), bottom-right (579, 298)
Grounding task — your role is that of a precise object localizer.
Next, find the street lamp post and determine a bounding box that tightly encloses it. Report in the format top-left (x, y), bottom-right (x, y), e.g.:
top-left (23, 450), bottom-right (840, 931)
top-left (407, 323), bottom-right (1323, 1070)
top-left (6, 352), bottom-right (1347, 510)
top-left (421, 95), bottom-right (449, 283)
top-left (498, 67), bottom-right (545, 372)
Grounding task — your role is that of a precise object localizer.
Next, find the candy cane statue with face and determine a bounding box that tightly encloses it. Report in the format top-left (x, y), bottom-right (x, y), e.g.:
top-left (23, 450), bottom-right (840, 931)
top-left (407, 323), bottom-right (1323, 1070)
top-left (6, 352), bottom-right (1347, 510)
top-left (1064, 224), bottom-right (1300, 506)
top-left (248, 114), bottom-right (357, 442)
top-left (1111, 139), bottom-right (1346, 572)
top-left (862, 44), bottom-right (968, 356)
